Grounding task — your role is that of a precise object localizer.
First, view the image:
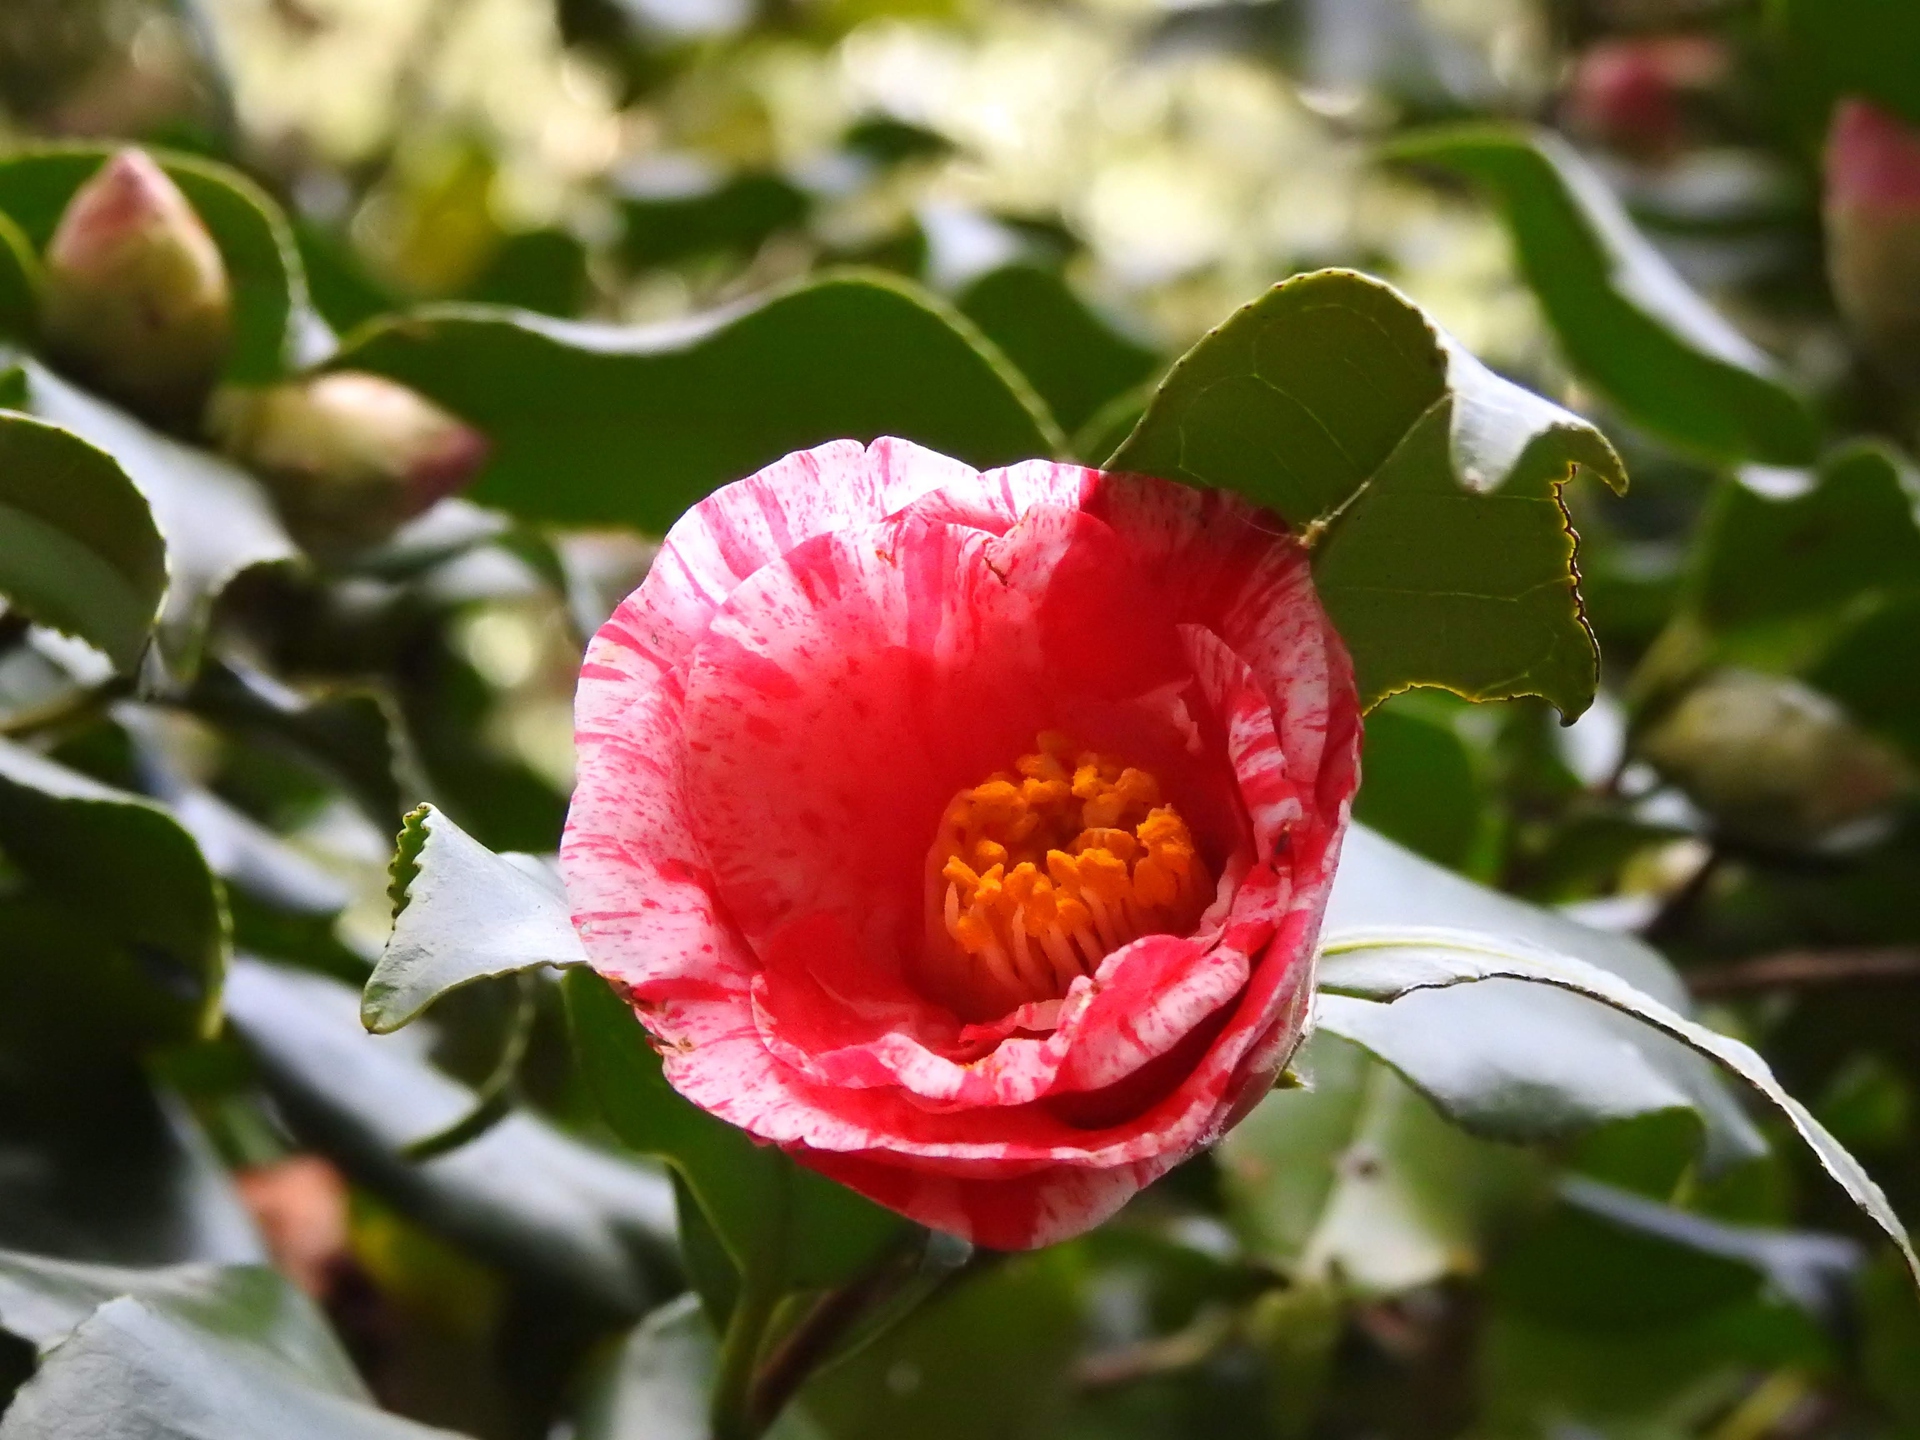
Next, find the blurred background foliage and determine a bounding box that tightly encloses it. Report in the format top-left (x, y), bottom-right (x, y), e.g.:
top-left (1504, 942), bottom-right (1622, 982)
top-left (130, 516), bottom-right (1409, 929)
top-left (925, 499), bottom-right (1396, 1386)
top-left (4, 0), bottom-right (1920, 1438)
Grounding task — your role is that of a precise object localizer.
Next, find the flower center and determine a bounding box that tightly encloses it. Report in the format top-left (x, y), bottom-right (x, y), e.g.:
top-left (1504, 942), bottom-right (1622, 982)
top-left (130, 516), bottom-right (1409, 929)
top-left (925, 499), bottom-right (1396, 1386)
top-left (920, 732), bottom-right (1212, 1020)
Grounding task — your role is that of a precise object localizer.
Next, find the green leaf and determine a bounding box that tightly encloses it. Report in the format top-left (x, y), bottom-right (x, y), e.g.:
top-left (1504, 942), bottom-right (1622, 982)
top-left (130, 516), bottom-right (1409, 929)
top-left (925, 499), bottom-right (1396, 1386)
top-left (1109, 267), bottom-right (1627, 716)
top-left (332, 273), bottom-right (1062, 536)
top-left (570, 1295), bottom-right (823, 1440)
top-left (1315, 924), bottom-right (1920, 1284)
top-left (801, 1248), bottom-right (1083, 1440)
top-left (1383, 124), bottom-right (1818, 466)
top-left (1318, 827), bottom-right (1766, 1164)
top-left (1687, 444), bottom-right (1920, 661)
top-left (1349, 694), bottom-right (1487, 872)
top-left (365, 804), bottom-right (585, 1033)
top-left (20, 365), bottom-right (298, 674)
top-left (0, 144), bottom-right (309, 383)
top-left (0, 1287), bottom-right (464, 1439)
top-left (0, 411), bottom-right (165, 671)
top-left (1811, 593), bottom-right (1920, 765)
top-left (0, 1252), bottom-right (361, 1394)
top-left (0, 211), bottom-right (36, 341)
top-left (0, 738), bottom-right (227, 1048)
top-left (224, 958), bottom-right (677, 1318)
top-left (1491, 1177), bottom-right (1858, 1332)
top-left (1773, 0), bottom-right (1920, 130)
top-left (0, 1071), bottom-right (263, 1266)
top-left (955, 263), bottom-right (1160, 435)
top-left (564, 969), bottom-right (908, 1298)
top-left (1220, 1034), bottom-right (1543, 1296)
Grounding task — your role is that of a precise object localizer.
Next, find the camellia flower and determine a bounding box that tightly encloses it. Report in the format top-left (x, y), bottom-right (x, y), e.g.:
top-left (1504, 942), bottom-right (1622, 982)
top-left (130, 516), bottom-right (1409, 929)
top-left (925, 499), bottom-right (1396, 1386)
top-left (561, 438), bottom-right (1360, 1249)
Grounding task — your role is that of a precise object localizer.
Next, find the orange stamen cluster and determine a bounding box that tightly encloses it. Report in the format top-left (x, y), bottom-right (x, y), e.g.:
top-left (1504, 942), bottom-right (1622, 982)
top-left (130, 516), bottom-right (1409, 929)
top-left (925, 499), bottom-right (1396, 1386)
top-left (922, 733), bottom-right (1211, 1018)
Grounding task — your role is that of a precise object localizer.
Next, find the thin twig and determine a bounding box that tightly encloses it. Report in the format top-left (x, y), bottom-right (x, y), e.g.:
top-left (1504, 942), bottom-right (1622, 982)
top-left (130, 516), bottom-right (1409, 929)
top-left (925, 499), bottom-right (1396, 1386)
top-left (1687, 948), bottom-right (1920, 998)
top-left (1074, 1308), bottom-right (1239, 1392)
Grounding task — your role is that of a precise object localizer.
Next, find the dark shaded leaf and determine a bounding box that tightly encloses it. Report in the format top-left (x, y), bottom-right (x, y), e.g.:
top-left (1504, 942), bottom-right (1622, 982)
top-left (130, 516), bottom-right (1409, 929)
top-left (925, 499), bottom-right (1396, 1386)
top-left (224, 958), bottom-right (677, 1317)
top-left (0, 411), bottom-right (164, 671)
top-left (955, 263), bottom-right (1159, 435)
top-left (1774, 0), bottom-right (1920, 130)
top-left (365, 804), bottom-right (584, 1033)
top-left (1349, 696), bottom-right (1485, 871)
top-left (0, 144), bottom-right (309, 383)
top-left (1383, 125), bottom-right (1818, 465)
top-left (1109, 267), bottom-right (1627, 716)
top-left (1492, 1177), bottom-right (1858, 1331)
top-left (0, 1074), bottom-right (262, 1267)
top-left (616, 166), bottom-right (809, 269)
top-left (332, 275), bottom-right (1061, 536)
top-left (0, 738), bottom-right (226, 1047)
top-left (564, 969), bottom-right (907, 1298)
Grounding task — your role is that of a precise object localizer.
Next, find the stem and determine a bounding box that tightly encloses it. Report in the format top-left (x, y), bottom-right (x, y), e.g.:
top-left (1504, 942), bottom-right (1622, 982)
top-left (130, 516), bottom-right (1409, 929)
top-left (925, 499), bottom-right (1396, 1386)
top-left (710, 1274), bottom-right (782, 1440)
top-left (1687, 946), bottom-right (1920, 998)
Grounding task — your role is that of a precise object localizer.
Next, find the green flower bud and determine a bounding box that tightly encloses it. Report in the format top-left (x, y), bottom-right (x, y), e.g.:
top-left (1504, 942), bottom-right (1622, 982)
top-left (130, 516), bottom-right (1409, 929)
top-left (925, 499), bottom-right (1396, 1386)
top-left (39, 149), bottom-right (233, 427)
top-left (1640, 669), bottom-right (1911, 852)
top-left (208, 371), bottom-right (490, 557)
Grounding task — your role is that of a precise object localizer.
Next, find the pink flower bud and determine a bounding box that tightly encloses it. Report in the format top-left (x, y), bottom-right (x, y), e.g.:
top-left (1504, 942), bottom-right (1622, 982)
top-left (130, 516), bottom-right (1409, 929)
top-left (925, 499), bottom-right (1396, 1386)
top-left (1825, 99), bottom-right (1920, 390)
top-left (1562, 35), bottom-right (1726, 161)
top-left (40, 149), bottom-right (233, 427)
top-left (209, 372), bottom-right (490, 556)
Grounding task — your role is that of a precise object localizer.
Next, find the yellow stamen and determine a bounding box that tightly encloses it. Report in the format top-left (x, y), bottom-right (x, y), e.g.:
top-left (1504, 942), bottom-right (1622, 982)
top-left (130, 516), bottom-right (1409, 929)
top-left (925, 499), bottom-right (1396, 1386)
top-left (919, 733), bottom-right (1212, 1019)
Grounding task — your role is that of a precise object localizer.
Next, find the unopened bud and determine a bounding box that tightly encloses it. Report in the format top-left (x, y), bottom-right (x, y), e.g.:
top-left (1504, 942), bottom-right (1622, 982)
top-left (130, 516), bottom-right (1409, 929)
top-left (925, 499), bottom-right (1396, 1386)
top-left (40, 149), bottom-right (232, 427)
top-left (1640, 669), bottom-right (1910, 852)
top-left (1825, 99), bottom-right (1920, 393)
top-left (1562, 35), bottom-right (1726, 161)
top-left (209, 372), bottom-right (489, 556)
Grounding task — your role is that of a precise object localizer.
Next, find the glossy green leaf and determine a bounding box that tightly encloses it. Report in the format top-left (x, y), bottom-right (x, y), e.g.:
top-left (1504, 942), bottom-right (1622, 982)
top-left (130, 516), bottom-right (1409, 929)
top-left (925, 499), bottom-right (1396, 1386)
top-left (332, 274), bottom-right (1061, 536)
top-left (956, 263), bottom-right (1160, 435)
top-left (224, 958), bottom-right (677, 1318)
top-left (20, 365), bottom-right (298, 673)
top-left (0, 738), bottom-right (227, 1047)
top-left (1319, 827), bottom-right (1765, 1163)
top-left (0, 411), bottom-right (165, 671)
top-left (1315, 925), bottom-right (1920, 1284)
top-left (1109, 267), bottom-right (1627, 715)
top-left (0, 1290), bottom-right (463, 1440)
top-left (0, 144), bottom-right (309, 383)
top-left (365, 804), bottom-right (585, 1033)
top-left (0, 1252), bottom-right (360, 1394)
top-left (0, 211), bottom-right (35, 340)
top-left (1383, 124), bottom-right (1817, 465)
top-left (1811, 593), bottom-right (1920, 764)
top-left (564, 968), bottom-right (908, 1298)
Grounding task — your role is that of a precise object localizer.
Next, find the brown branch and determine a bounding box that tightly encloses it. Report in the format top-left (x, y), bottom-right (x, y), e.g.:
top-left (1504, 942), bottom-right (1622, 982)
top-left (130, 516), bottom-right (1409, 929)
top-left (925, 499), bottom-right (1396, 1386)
top-left (1686, 947), bottom-right (1920, 998)
top-left (1074, 1308), bottom-right (1238, 1392)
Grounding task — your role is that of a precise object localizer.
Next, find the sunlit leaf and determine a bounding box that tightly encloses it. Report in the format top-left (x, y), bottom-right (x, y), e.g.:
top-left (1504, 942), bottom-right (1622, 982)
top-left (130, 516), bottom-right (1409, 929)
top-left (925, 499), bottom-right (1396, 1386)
top-left (1110, 267), bottom-right (1627, 716)
top-left (333, 274), bottom-right (1061, 536)
top-left (365, 804), bottom-right (584, 1033)
top-left (0, 411), bottom-right (164, 671)
top-left (1384, 125), bottom-right (1818, 465)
